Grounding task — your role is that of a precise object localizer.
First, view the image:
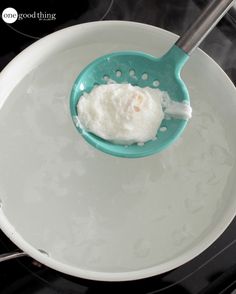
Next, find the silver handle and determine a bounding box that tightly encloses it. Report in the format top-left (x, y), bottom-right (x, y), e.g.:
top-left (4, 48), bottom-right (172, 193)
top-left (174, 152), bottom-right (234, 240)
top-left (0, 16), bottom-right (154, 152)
top-left (0, 250), bottom-right (27, 262)
top-left (176, 0), bottom-right (235, 54)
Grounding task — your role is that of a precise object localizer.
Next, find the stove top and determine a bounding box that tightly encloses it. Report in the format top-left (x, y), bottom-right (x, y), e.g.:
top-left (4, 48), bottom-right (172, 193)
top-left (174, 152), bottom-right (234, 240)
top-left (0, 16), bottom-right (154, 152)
top-left (0, 221), bottom-right (236, 293)
top-left (0, 0), bottom-right (236, 293)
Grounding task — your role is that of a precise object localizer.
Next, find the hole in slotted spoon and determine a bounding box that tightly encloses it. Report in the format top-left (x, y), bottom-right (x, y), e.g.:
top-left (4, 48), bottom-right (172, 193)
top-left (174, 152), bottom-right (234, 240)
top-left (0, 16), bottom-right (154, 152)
top-left (129, 69), bottom-right (136, 77)
top-left (142, 73), bottom-right (148, 80)
top-left (116, 70), bottom-right (122, 77)
top-left (153, 80), bottom-right (160, 87)
top-left (103, 75), bottom-right (110, 81)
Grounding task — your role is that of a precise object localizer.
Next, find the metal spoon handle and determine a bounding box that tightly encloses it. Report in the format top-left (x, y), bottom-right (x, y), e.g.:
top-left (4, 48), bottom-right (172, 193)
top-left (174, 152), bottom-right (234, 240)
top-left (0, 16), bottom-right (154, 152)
top-left (176, 0), bottom-right (235, 54)
top-left (0, 250), bottom-right (27, 262)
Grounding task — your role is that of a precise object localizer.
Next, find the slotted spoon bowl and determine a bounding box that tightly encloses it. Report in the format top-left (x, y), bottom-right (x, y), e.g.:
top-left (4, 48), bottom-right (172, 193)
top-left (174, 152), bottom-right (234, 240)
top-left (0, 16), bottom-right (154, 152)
top-left (70, 0), bottom-right (234, 158)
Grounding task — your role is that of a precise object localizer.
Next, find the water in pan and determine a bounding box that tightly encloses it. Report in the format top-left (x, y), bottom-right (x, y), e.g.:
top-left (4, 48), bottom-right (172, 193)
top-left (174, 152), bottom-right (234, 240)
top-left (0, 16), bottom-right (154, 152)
top-left (0, 40), bottom-right (235, 274)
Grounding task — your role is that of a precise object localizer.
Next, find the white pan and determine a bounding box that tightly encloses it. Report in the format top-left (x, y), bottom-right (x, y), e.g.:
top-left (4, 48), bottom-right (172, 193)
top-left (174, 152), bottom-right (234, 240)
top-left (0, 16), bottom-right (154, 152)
top-left (0, 21), bottom-right (236, 281)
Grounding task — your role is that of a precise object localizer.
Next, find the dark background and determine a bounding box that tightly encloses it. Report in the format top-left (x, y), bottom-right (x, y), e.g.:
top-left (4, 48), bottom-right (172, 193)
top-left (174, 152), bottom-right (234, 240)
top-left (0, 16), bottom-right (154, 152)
top-left (0, 1), bottom-right (236, 293)
top-left (1, 0), bottom-right (236, 84)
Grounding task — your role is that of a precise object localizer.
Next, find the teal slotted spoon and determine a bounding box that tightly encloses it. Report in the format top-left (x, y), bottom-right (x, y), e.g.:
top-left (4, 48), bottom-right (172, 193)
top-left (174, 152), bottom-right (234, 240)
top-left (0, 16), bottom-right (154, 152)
top-left (70, 0), bottom-right (234, 158)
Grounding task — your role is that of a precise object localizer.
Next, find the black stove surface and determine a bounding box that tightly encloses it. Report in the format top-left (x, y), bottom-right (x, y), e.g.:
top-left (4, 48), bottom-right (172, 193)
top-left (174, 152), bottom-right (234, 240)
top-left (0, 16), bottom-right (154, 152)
top-left (0, 0), bottom-right (236, 293)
